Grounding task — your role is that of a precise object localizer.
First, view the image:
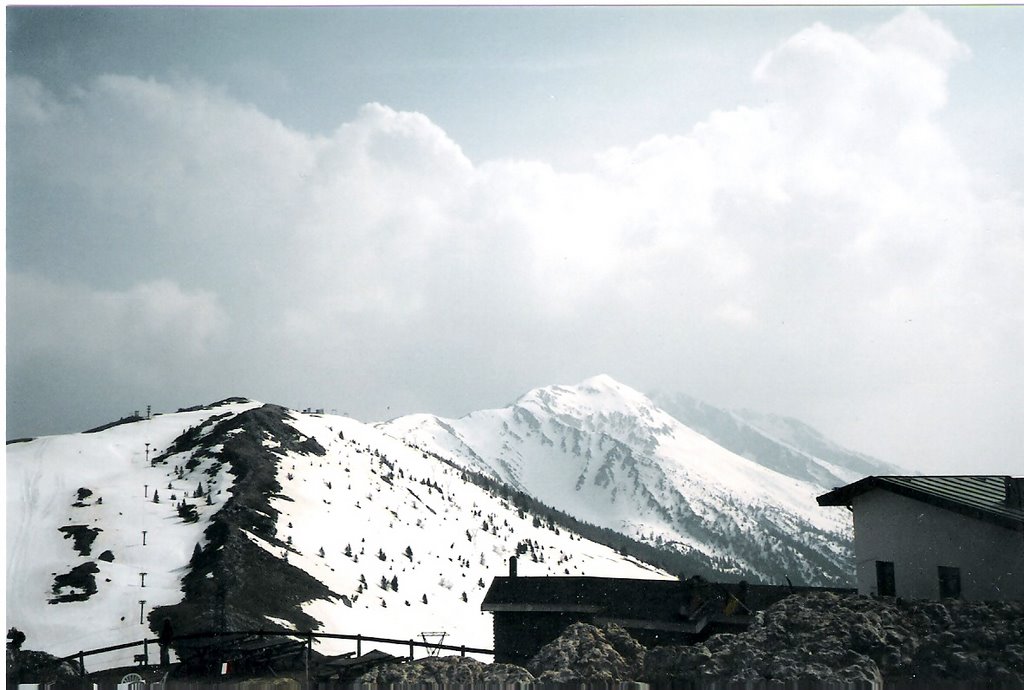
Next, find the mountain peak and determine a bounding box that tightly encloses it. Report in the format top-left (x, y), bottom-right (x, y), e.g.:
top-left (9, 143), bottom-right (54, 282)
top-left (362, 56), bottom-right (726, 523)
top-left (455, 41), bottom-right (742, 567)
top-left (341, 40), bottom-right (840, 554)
top-left (578, 373), bottom-right (626, 390)
top-left (381, 379), bottom-right (855, 589)
top-left (510, 376), bottom-right (660, 429)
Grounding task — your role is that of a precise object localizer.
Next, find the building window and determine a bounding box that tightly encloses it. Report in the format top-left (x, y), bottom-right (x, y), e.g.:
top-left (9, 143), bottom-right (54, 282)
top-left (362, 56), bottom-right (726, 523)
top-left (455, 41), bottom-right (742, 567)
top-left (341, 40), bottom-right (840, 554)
top-left (938, 566), bottom-right (961, 599)
top-left (875, 560), bottom-right (896, 596)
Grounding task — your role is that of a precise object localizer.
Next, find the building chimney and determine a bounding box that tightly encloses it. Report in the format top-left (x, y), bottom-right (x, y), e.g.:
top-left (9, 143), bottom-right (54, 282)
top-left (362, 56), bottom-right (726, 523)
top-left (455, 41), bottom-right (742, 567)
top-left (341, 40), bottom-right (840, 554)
top-left (509, 556), bottom-right (518, 578)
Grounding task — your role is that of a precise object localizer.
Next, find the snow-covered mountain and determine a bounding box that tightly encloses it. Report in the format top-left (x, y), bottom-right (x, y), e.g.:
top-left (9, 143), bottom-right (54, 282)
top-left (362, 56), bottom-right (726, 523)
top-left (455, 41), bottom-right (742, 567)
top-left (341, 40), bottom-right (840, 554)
top-left (649, 391), bottom-right (905, 490)
top-left (6, 399), bottom-right (669, 669)
top-left (380, 375), bottom-right (857, 588)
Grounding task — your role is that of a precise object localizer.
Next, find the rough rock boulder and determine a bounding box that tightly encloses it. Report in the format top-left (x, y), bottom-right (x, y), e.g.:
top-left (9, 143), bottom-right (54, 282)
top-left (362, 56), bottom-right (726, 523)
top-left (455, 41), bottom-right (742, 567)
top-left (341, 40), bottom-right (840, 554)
top-left (359, 655), bottom-right (535, 685)
top-left (642, 591), bottom-right (1024, 686)
top-left (528, 622), bottom-right (646, 682)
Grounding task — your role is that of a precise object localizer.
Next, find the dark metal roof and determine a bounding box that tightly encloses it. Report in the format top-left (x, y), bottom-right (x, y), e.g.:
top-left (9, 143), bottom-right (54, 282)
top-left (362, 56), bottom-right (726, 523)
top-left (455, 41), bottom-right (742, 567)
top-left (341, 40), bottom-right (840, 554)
top-left (817, 475), bottom-right (1024, 531)
top-left (481, 576), bottom-right (849, 624)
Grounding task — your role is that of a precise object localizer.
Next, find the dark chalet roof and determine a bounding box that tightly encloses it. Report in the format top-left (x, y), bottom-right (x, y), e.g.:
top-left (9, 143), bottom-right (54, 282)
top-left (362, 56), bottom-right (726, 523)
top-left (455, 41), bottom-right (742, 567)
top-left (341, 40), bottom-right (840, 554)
top-left (482, 576), bottom-right (848, 632)
top-left (817, 475), bottom-right (1024, 531)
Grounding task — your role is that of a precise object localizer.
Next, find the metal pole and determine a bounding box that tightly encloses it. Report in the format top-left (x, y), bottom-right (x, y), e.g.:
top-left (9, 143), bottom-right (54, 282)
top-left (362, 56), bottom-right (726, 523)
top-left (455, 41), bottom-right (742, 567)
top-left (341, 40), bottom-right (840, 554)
top-left (409, 639), bottom-right (414, 661)
top-left (356, 634), bottom-right (361, 657)
top-left (142, 530), bottom-right (148, 546)
top-left (139, 600), bottom-right (146, 624)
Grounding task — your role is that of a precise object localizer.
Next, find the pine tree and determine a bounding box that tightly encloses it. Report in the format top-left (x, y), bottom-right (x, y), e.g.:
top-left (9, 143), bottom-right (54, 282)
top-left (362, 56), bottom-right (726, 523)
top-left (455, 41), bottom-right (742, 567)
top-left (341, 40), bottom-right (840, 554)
top-left (152, 490), bottom-right (160, 504)
top-left (390, 575), bottom-right (398, 591)
top-left (345, 544), bottom-right (353, 557)
top-left (404, 545), bottom-right (413, 561)
top-left (318, 547), bottom-right (325, 558)
top-left (421, 594), bottom-right (428, 605)
top-left (461, 592), bottom-right (468, 603)
top-left (190, 543), bottom-right (202, 565)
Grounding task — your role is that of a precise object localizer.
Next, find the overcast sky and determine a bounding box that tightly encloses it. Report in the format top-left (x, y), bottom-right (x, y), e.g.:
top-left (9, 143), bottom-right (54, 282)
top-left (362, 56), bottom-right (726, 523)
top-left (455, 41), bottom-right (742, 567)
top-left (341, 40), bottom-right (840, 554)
top-left (7, 6), bottom-right (1024, 475)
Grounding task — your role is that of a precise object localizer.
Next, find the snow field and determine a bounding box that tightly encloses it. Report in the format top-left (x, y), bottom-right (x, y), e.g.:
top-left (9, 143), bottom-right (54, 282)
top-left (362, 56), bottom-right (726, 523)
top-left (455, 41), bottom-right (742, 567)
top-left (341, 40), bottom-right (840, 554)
top-left (5, 402), bottom-right (260, 666)
top-left (262, 411), bottom-right (671, 660)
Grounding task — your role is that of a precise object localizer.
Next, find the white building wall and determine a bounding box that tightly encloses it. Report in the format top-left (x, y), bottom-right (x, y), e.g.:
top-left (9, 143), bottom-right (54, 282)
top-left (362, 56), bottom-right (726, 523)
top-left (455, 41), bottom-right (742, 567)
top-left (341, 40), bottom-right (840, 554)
top-left (851, 490), bottom-right (1024, 600)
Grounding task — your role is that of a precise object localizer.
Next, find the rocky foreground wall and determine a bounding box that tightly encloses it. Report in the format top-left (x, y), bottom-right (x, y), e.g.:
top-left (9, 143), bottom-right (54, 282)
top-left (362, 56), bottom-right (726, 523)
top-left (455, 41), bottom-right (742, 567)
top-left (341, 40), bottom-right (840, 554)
top-left (360, 592), bottom-right (1024, 688)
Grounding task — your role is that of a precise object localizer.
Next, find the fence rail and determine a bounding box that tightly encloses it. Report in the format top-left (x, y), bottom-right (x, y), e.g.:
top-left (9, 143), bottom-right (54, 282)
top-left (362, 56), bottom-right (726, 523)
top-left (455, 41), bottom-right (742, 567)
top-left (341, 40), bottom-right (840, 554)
top-left (56, 629), bottom-right (493, 674)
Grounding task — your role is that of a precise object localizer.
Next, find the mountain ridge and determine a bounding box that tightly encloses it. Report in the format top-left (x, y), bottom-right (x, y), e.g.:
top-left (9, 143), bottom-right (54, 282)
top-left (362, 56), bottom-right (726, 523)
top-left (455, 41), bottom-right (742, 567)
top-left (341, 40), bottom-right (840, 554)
top-left (6, 398), bottom-right (672, 670)
top-left (380, 376), bottom-right (860, 589)
top-left (649, 390), bottom-right (905, 489)
top-left (7, 377), bottom-right (897, 671)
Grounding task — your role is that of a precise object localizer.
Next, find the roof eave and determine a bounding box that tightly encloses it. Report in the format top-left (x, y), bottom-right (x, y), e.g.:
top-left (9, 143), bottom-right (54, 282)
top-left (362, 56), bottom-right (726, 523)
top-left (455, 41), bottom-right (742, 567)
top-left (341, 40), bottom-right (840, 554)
top-left (816, 476), bottom-right (1024, 531)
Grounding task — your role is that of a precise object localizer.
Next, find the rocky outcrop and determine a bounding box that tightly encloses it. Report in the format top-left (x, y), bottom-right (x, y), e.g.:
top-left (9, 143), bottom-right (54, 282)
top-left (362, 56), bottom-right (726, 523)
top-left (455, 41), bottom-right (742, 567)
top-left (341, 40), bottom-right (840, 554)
top-left (528, 622), bottom-right (646, 682)
top-left (360, 655), bottom-right (535, 685)
top-left (358, 594), bottom-right (1022, 687)
top-left (641, 592), bottom-right (1024, 686)
top-left (359, 596), bottom-right (1020, 688)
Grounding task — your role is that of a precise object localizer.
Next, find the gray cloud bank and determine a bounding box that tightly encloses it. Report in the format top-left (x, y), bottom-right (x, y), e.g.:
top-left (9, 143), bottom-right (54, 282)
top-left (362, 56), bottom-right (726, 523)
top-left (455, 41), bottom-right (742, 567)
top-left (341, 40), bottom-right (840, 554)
top-left (7, 10), bottom-right (1023, 475)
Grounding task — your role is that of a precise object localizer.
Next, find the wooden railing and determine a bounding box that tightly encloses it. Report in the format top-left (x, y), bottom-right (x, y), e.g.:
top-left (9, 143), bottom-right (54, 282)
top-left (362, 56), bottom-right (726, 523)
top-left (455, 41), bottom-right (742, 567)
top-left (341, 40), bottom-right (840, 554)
top-left (59, 629), bottom-right (493, 674)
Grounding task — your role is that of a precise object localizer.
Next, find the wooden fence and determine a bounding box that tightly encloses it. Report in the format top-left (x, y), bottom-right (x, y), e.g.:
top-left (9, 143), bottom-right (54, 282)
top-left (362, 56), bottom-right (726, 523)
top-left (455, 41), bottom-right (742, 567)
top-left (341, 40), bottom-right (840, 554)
top-left (55, 629), bottom-right (493, 676)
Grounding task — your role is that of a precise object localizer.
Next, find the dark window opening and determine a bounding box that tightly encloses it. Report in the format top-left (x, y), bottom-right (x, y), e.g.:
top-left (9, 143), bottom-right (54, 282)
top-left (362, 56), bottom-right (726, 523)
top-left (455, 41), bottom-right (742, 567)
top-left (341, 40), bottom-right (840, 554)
top-left (938, 566), bottom-right (961, 599)
top-left (876, 560), bottom-right (896, 597)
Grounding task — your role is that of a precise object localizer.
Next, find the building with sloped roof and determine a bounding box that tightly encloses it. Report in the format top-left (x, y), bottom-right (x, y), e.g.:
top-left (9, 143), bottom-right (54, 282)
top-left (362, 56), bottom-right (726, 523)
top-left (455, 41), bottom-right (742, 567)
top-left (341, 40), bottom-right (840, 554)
top-left (480, 558), bottom-right (853, 665)
top-left (817, 475), bottom-right (1024, 601)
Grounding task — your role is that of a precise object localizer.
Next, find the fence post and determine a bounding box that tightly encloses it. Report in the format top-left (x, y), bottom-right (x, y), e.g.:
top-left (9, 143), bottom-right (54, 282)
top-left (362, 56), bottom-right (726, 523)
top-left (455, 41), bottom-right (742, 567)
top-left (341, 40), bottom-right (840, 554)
top-left (143, 638), bottom-right (149, 666)
top-left (460, 645), bottom-right (465, 657)
top-left (78, 651), bottom-right (85, 676)
top-left (357, 634), bottom-right (362, 657)
top-left (305, 632), bottom-right (312, 690)
top-left (408, 639), bottom-right (414, 661)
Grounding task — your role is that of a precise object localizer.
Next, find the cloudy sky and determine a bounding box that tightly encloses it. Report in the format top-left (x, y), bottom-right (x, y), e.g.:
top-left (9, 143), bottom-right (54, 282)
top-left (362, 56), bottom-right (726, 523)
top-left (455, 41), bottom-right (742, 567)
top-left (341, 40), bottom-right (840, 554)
top-left (7, 6), bottom-right (1024, 475)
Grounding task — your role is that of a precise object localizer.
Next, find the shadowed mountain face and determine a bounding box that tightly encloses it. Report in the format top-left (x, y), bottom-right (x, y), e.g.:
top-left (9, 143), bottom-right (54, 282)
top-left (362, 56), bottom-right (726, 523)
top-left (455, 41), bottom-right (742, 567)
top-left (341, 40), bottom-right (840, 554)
top-left (380, 375), bottom-right (860, 588)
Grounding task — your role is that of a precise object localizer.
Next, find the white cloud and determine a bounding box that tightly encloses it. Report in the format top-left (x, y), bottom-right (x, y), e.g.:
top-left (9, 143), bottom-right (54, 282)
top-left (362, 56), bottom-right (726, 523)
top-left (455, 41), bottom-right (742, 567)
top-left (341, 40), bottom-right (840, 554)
top-left (7, 10), bottom-right (1023, 473)
top-left (8, 272), bottom-right (228, 373)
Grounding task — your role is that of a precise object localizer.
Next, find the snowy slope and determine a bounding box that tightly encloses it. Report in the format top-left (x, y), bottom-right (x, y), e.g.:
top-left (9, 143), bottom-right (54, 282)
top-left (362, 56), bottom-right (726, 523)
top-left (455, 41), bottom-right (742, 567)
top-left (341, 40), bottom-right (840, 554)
top-left (651, 391), bottom-right (905, 489)
top-left (5, 399), bottom-right (669, 670)
top-left (380, 375), bottom-right (855, 587)
top-left (6, 399), bottom-right (261, 664)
